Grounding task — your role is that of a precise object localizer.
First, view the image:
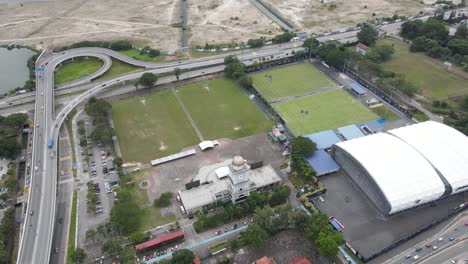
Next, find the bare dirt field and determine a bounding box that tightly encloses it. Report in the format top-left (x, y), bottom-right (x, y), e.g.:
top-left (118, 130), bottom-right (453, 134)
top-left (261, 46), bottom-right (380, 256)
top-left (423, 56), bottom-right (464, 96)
top-left (187, 0), bottom-right (282, 46)
top-left (261, 0), bottom-right (432, 33)
top-left (0, 0), bottom-right (281, 51)
top-left (0, 0), bottom-right (181, 50)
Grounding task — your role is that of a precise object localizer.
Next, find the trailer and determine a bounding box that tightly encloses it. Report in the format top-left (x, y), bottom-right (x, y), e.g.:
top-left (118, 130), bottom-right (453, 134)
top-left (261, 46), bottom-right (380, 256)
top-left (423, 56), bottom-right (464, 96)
top-left (329, 216), bottom-right (344, 232)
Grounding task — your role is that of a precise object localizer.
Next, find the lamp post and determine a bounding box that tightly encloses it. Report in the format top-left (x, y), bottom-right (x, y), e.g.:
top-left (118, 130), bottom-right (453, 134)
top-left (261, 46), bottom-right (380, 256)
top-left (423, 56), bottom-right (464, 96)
top-left (300, 109), bottom-right (309, 136)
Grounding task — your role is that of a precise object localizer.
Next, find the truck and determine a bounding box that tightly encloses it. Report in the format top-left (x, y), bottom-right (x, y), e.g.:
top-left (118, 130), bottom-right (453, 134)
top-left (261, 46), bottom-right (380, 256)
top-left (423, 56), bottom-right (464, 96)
top-left (329, 216), bottom-right (344, 232)
top-left (48, 139), bottom-right (54, 149)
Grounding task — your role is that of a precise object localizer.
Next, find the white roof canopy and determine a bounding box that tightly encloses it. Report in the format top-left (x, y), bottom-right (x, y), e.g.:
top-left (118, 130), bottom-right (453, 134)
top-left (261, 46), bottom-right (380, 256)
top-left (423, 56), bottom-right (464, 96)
top-left (336, 132), bottom-right (446, 214)
top-left (389, 121), bottom-right (468, 194)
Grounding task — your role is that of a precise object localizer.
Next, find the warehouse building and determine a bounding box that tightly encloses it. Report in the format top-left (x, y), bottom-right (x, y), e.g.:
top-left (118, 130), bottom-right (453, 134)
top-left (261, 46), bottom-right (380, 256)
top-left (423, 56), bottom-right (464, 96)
top-left (333, 121), bottom-right (468, 216)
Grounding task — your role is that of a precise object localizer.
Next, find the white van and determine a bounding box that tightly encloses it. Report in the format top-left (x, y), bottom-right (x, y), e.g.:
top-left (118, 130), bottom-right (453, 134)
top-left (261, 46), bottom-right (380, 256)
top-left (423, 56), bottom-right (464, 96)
top-left (180, 206), bottom-right (186, 214)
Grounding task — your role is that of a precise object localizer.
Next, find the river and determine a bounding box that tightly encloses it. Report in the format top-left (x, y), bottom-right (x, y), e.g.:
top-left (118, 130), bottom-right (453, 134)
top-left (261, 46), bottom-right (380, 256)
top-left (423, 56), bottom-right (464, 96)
top-left (0, 47), bottom-right (37, 95)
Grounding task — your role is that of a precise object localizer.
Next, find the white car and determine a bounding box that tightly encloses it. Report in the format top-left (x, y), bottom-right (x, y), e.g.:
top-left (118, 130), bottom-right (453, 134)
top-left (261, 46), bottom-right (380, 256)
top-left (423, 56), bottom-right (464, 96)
top-left (413, 255), bottom-right (420, 260)
top-left (438, 237), bottom-right (444, 242)
top-left (432, 245), bottom-right (438, 250)
top-left (156, 226), bottom-right (163, 230)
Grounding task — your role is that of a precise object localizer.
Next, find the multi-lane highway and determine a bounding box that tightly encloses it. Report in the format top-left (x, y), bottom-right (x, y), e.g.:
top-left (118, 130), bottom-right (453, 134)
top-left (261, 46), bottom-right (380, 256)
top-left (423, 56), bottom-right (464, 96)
top-left (16, 42), bottom-right (303, 264)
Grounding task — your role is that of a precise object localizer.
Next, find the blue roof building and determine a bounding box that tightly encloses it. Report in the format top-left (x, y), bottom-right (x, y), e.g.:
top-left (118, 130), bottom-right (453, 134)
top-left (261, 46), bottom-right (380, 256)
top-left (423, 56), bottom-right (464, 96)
top-left (305, 130), bottom-right (342, 149)
top-left (338, 125), bottom-right (365, 140)
top-left (306, 149), bottom-right (340, 176)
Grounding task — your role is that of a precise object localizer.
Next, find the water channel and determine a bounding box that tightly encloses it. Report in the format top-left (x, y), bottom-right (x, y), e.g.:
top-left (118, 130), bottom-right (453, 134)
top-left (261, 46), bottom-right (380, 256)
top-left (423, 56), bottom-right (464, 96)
top-left (0, 47), bottom-right (37, 95)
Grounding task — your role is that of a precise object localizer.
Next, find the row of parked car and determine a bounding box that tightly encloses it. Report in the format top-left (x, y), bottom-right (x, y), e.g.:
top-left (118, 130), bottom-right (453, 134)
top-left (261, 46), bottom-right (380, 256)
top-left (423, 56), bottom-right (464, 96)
top-left (87, 181), bottom-right (103, 214)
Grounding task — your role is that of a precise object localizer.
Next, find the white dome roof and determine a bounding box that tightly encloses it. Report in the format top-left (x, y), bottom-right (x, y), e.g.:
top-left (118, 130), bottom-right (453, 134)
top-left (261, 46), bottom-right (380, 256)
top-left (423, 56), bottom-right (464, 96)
top-left (232, 156), bottom-right (245, 166)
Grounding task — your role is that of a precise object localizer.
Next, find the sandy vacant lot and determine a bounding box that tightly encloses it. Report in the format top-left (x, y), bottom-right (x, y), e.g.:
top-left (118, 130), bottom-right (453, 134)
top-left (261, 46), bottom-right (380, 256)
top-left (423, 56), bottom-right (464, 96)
top-left (0, 0), bottom-right (181, 50)
top-left (0, 0), bottom-right (280, 51)
top-left (0, 0), bottom-right (436, 50)
top-left (261, 0), bottom-right (432, 32)
top-left (187, 0), bottom-right (281, 46)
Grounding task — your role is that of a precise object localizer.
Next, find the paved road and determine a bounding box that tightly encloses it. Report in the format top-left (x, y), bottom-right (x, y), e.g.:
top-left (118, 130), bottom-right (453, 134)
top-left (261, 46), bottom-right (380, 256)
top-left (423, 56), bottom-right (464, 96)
top-left (418, 239), bottom-right (468, 264)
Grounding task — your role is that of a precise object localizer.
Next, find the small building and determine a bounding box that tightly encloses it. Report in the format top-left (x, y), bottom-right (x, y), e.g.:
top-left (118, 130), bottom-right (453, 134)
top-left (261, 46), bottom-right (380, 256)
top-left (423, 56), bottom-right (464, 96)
top-left (108, 172), bottom-right (119, 186)
top-left (179, 156), bottom-right (281, 215)
top-left (255, 256), bottom-right (275, 264)
top-left (348, 81), bottom-right (366, 96)
top-left (443, 61), bottom-right (453, 69)
top-left (199, 140), bottom-right (220, 151)
top-left (107, 159), bottom-right (115, 172)
top-left (289, 257), bottom-right (312, 264)
top-left (338, 125), bottom-right (365, 140)
top-left (305, 149), bottom-right (340, 176)
top-left (305, 130), bottom-right (342, 150)
top-left (355, 42), bottom-right (369, 55)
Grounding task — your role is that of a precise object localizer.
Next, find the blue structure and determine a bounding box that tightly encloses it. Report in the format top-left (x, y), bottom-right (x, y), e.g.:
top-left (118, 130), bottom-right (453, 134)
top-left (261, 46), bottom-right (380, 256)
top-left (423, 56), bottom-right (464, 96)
top-left (349, 81), bottom-right (366, 95)
top-left (306, 149), bottom-right (340, 176)
top-left (338, 125), bottom-right (365, 140)
top-left (305, 130), bottom-right (342, 149)
top-left (361, 120), bottom-right (384, 134)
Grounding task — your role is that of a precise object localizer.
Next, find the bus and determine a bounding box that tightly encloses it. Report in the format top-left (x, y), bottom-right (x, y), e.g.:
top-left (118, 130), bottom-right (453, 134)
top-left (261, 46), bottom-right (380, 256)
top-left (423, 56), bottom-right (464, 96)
top-left (48, 139), bottom-right (54, 149)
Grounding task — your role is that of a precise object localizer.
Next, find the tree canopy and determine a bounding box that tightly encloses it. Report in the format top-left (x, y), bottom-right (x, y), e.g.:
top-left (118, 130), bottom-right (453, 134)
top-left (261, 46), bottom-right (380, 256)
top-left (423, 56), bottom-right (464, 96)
top-left (71, 248), bottom-right (87, 264)
top-left (139, 72), bottom-right (158, 87)
top-left (153, 192), bottom-right (174, 207)
top-left (171, 249), bottom-right (196, 264)
top-left (291, 136), bottom-right (317, 158)
top-left (357, 26), bottom-right (378, 46)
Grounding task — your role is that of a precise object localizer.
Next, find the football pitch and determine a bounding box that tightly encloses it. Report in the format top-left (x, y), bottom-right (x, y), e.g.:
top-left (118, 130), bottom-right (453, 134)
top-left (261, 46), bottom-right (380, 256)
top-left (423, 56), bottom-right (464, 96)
top-left (251, 63), bottom-right (336, 101)
top-left (177, 78), bottom-right (274, 140)
top-left (112, 90), bottom-right (199, 163)
top-left (275, 89), bottom-right (379, 135)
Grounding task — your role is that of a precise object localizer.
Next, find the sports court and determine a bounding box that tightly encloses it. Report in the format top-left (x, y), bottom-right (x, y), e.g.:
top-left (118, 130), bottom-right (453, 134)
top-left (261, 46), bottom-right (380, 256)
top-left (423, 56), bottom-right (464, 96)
top-left (251, 63), bottom-right (336, 101)
top-left (274, 89), bottom-right (378, 135)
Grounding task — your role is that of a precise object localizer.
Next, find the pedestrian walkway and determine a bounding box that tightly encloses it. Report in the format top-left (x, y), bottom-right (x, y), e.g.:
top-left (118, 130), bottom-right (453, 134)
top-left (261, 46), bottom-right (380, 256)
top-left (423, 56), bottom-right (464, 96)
top-left (171, 87), bottom-right (205, 142)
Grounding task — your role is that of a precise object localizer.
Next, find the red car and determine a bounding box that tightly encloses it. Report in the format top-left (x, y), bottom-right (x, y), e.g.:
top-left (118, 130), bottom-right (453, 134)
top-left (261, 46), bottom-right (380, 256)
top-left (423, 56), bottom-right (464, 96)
top-left (464, 222), bottom-right (468, 226)
top-left (216, 230), bottom-right (222, 235)
top-left (426, 244), bottom-right (432, 248)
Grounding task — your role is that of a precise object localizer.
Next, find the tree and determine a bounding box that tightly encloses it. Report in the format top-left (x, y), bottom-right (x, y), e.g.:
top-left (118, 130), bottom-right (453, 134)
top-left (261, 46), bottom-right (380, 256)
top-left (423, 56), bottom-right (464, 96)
top-left (269, 185), bottom-right (291, 206)
top-left (113, 157), bottom-right (123, 168)
top-left (85, 97), bottom-right (111, 118)
top-left (71, 247), bottom-right (87, 264)
top-left (455, 24), bottom-right (468, 39)
top-left (174, 67), bottom-right (182, 81)
top-left (129, 231), bottom-right (149, 243)
top-left (272, 31), bottom-right (296, 44)
top-left (0, 137), bottom-right (21, 159)
top-left (139, 72), bottom-right (158, 87)
top-left (242, 223), bottom-right (270, 248)
top-left (91, 124), bottom-right (113, 144)
top-left (357, 26), bottom-right (378, 46)
top-left (0, 241), bottom-right (7, 264)
top-left (153, 192), bottom-right (174, 207)
top-left (120, 246), bottom-right (135, 264)
top-left (448, 38), bottom-right (468, 56)
top-left (401, 20), bottom-right (425, 39)
top-left (238, 75), bottom-right (253, 88)
top-left (366, 44), bottom-right (394, 62)
top-left (461, 95), bottom-right (468, 110)
top-left (171, 249), bottom-right (195, 264)
top-left (85, 229), bottom-right (97, 242)
top-left (109, 40), bottom-right (132, 51)
top-left (293, 50), bottom-right (307, 58)
top-left (305, 213), bottom-right (329, 241)
top-left (102, 237), bottom-right (122, 256)
top-left (110, 200), bottom-right (141, 234)
top-left (302, 38), bottom-right (320, 56)
top-left (291, 136), bottom-right (317, 158)
top-left (247, 38), bottom-right (264, 48)
top-left (315, 231), bottom-right (341, 257)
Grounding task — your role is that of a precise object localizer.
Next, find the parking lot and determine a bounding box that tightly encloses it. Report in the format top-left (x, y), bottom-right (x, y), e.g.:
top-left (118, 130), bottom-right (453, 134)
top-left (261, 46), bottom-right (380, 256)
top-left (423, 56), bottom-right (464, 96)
top-left (75, 111), bottom-right (117, 260)
top-left (313, 171), bottom-right (468, 262)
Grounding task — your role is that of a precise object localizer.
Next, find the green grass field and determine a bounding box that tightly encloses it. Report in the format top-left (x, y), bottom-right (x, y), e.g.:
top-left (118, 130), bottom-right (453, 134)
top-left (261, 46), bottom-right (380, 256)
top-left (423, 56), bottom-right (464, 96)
top-left (120, 49), bottom-right (164, 62)
top-left (275, 89), bottom-right (378, 134)
top-left (177, 78), bottom-right (274, 140)
top-left (95, 59), bottom-right (142, 81)
top-left (112, 90), bottom-right (199, 163)
top-left (370, 105), bottom-right (400, 122)
top-left (251, 63), bottom-right (336, 101)
top-left (54, 58), bottom-right (103, 85)
top-left (379, 38), bottom-right (468, 99)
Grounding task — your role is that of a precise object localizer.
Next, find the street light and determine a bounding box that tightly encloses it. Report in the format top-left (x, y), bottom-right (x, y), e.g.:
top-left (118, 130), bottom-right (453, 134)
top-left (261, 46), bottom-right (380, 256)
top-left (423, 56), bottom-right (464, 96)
top-left (300, 109), bottom-right (309, 136)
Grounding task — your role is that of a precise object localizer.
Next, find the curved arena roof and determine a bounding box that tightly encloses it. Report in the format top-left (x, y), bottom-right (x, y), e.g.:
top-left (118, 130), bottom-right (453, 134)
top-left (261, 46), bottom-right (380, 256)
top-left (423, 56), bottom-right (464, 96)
top-left (335, 132), bottom-right (446, 214)
top-left (388, 121), bottom-right (468, 194)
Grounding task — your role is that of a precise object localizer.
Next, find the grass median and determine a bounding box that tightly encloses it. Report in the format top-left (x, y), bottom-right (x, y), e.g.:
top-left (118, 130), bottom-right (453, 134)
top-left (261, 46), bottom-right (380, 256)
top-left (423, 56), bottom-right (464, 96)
top-left (66, 191), bottom-right (77, 264)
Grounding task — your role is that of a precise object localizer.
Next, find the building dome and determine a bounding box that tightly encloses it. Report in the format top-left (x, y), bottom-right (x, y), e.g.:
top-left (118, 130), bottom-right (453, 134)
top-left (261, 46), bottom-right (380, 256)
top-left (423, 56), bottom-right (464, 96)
top-left (232, 156), bottom-right (245, 166)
